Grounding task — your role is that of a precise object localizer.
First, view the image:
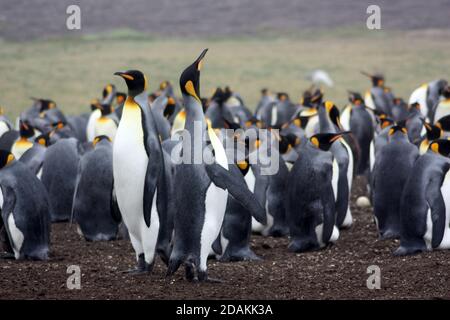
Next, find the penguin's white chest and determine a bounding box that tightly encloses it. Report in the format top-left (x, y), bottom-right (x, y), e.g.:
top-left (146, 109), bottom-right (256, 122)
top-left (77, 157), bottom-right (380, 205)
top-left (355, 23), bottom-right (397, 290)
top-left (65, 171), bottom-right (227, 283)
top-left (86, 109), bottom-right (101, 142)
top-left (8, 213), bottom-right (24, 259)
top-left (0, 121), bottom-right (9, 138)
top-left (437, 172), bottom-right (450, 249)
top-left (113, 105), bottom-right (148, 230)
top-left (11, 139), bottom-right (33, 159)
top-left (95, 117), bottom-right (117, 141)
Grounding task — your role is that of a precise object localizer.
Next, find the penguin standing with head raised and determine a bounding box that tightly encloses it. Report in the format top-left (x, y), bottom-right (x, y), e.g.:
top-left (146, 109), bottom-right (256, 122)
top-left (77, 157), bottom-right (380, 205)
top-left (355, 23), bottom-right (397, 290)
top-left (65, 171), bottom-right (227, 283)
top-left (318, 101), bottom-right (354, 229)
top-left (0, 150), bottom-right (50, 260)
top-left (113, 69), bottom-right (168, 273)
top-left (167, 50), bottom-right (266, 282)
top-left (372, 125), bottom-right (419, 239)
top-left (396, 139), bottom-right (450, 255)
top-left (286, 133), bottom-right (344, 252)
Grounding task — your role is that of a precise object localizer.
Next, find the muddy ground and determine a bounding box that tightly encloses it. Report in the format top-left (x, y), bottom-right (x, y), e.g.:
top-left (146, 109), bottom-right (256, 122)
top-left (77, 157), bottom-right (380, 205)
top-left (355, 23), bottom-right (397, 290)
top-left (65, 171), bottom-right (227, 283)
top-left (1, 0), bottom-right (449, 41)
top-left (1, 177), bottom-right (450, 300)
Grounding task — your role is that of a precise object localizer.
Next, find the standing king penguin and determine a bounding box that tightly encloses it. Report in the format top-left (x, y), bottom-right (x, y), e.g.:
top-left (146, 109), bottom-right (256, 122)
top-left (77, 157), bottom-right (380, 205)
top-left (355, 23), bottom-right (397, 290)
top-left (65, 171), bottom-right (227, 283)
top-left (0, 150), bottom-right (50, 260)
top-left (167, 50), bottom-right (266, 282)
top-left (113, 69), bottom-right (168, 273)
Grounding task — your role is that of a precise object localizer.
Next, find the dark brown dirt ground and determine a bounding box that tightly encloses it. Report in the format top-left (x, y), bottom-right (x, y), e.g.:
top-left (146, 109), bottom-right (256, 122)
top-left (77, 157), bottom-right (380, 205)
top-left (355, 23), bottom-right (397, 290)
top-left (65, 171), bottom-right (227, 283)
top-left (1, 177), bottom-right (450, 300)
top-left (1, 0), bottom-right (449, 41)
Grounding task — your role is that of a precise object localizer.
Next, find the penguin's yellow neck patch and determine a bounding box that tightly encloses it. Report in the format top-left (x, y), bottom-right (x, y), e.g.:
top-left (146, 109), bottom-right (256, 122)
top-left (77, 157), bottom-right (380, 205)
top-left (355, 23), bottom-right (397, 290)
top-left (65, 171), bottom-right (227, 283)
top-left (311, 137), bottom-right (319, 148)
top-left (124, 96), bottom-right (140, 110)
top-left (98, 117), bottom-right (110, 123)
top-left (185, 80), bottom-right (201, 102)
top-left (430, 142), bottom-right (439, 154)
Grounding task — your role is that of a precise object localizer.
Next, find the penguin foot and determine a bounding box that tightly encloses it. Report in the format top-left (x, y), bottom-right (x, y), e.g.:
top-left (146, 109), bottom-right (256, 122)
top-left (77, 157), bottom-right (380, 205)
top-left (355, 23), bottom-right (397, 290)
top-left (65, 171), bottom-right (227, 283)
top-left (288, 239), bottom-right (319, 253)
top-left (185, 263), bottom-right (196, 282)
top-left (220, 249), bottom-right (262, 262)
top-left (198, 272), bottom-right (224, 283)
top-left (393, 246), bottom-right (425, 256)
top-left (122, 254), bottom-right (153, 275)
top-left (0, 252), bottom-right (15, 260)
top-left (379, 230), bottom-right (400, 240)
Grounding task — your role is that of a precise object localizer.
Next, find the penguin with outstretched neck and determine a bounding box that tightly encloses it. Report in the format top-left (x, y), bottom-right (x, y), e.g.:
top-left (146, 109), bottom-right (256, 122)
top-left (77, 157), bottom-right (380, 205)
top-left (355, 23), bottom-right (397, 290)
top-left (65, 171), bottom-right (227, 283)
top-left (167, 49), bottom-right (266, 282)
top-left (113, 69), bottom-right (168, 274)
top-left (318, 101), bottom-right (354, 229)
top-left (286, 133), bottom-right (345, 252)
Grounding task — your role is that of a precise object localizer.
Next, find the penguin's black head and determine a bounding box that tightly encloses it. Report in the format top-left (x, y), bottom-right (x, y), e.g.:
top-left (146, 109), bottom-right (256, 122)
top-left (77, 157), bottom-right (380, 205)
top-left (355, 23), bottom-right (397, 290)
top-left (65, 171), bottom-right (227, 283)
top-left (179, 49), bottom-right (208, 103)
top-left (19, 120), bottom-right (34, 138)
top-left (102, 84), bottom-right (116, 99)
top-left (90, 99), bottom-right (101, 111)
top-left (36, 99), bottom-right (56, 113)
top-left (429, 139), bottom-right (450, 157)
top-left (114, 70), bottom-right (148, 98)
top-left (93, 135), bottom-right (111, 147)
top-left (277, 92), bottom-right (289, 102)
top-left (310, 132), bottom-right (349, 151)
top-left (35, 132), bottom-right (52, 147)
top-left (348, 91), bottom-right (363, 105)
top-left (116, 92), bottom-right (126, 105)
top-left (409, 102), bottom-right (421, 111)
top-left (436, 114), bottom-right (450, 131)
top-left (0, 149), bottom-right (15, 169)
top-left (99, 103), bottom-right (113, 116)
top-left (52, 120), bottom-right (66, 130)
top-left (442, 86), bottom-right (450, 99)
top-left (421, 119), bottom-right (442, 141)
top-left (279, 133), bottom-right (300, 154)
top-left (322, 101), bottom-right (342, 129)
top-left (388, 125), bottom-right (407, 137)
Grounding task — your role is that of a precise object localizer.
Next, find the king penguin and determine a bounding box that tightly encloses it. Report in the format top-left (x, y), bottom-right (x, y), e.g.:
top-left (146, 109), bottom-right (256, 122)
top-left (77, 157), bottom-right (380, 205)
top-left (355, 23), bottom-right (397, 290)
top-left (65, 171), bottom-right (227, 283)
top-left (0, 150), bottom-right (50, 260)
top-left (395, 139), bottom-right (450, 255)
top-left (286, 133), bottom-right (344, 252)
top-left (372, 125), bottom-right (419, 239)
top-left (20, 131), bottom-right (52, 178)
top-left (11, 120), bottom-right (34, 159)
top-left (318, 101), bottom-right (354, 229)
top-left (167, 49), bottom-right (266, 282)
top-left (113, 69), bottom-right (168, 273)
top-left (94, 103), bottom-right (118, 141)
top-left (72, 135), bottom-right (121, 241)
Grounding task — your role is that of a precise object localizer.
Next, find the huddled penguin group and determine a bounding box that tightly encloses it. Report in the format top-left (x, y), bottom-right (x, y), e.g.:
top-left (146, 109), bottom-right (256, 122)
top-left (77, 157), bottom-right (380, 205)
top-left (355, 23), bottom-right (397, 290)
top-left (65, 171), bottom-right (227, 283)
top-left (1, 51), bottom-right (450, 282)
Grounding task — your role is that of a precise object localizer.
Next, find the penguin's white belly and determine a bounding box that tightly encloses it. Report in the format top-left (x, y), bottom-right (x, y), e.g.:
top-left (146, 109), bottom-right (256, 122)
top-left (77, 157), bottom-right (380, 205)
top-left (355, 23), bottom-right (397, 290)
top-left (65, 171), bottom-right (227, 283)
top-left (331, 158), bottom-right (339, 200)
top-left (37, 167), bottom-right (43, 180)
top-left (201, 183), bottom-right (228, 270)
top-left (86, 109), bottom-right (101, 142)
top-left (315, 223), bottom-right (340, 248)
top-left (251, 197), bottom-right (273, 235)
top-left (8, 213), bottom-right (24, 259)
top-left (113, 111), bottom-right (148, 235)
top-left (409, 85), bottom-right (428, 117)
top-left (271, 106), bottom-right (278, 126)
top-left (340, 106), bottom-right (351, 131)
top-left (305, 116), bottom-right (319, 138)
top-left (424, 208), bottom-right (433, 250)
top-left (0, 121), bottom-right (9, 138)
top-left (11, 140), bottom-right (33, 160)
top-left (340, 139), bottom-right (353, 227)
top-left (95, 119), bottom-right (117, 141)
top-left (369, 140), bottom-right (375, 172)
top-left (434, 101), bottom-right (450, 122)
top-left (437, 175), bottom-right (450, 249)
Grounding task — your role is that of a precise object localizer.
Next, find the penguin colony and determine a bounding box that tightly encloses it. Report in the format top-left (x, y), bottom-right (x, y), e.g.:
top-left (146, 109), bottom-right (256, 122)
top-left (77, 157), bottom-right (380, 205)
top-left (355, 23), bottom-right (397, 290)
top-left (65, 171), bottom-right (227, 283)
top-left (1, 50), bottom-right (450, 282)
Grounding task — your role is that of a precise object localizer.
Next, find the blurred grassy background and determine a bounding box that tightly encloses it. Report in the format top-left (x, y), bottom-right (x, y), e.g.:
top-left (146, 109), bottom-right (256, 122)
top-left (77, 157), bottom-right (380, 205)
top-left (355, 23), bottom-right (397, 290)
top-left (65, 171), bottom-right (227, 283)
top-left (0, 28), bottom-right (449, 118)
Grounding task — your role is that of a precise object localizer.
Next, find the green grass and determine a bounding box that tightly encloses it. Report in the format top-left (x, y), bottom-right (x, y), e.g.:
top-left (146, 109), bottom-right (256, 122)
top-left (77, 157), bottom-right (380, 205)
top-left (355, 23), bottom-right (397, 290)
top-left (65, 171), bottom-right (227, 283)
top-left (0, 28), bottom-right (450, 119)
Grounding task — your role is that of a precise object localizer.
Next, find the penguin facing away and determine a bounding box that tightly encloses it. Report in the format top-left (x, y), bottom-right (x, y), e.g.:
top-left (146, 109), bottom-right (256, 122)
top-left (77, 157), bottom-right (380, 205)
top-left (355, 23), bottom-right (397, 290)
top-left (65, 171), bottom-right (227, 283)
top-left (72, 135), bottom-right (121, 241)
top-left (0, 150), bottom-right (50, 260)
top-left (113, 69), bottom-right (168, 274)
top-left (41, 137), bottom-right (80, 222)
top-left (167, 49), bottom-right (266, 282)
top-left (395, 139), bottom-right (450, 255)
top-left (372, 125), bottom-right (419, 239)
top-left (286, 133), bottom-right (344, 253)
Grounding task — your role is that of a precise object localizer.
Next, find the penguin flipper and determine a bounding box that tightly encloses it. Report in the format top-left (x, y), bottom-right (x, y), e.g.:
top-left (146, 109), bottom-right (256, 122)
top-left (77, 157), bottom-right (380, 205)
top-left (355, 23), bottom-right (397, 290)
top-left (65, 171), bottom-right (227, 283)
top-left (252, 166), bottom-right (269, 208)
top-left (205, 163), bottom-right (267, 224)
top-left (110, 181), bottom-right (122, 224)
top-left (143, 138), bottom-right (164, 228)
top-left (426, 178), bottom-right (446, 248)
top-left (0, 186), bottom-right (17, 252)
top-left (321, 184), bottom-right (336, 244)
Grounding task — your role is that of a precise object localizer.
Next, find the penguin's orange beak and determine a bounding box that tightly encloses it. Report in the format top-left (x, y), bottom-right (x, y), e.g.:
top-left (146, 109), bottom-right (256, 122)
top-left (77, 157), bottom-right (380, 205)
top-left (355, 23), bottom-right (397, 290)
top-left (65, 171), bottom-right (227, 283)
top-left (114, 72), bottom-right (134, 81)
